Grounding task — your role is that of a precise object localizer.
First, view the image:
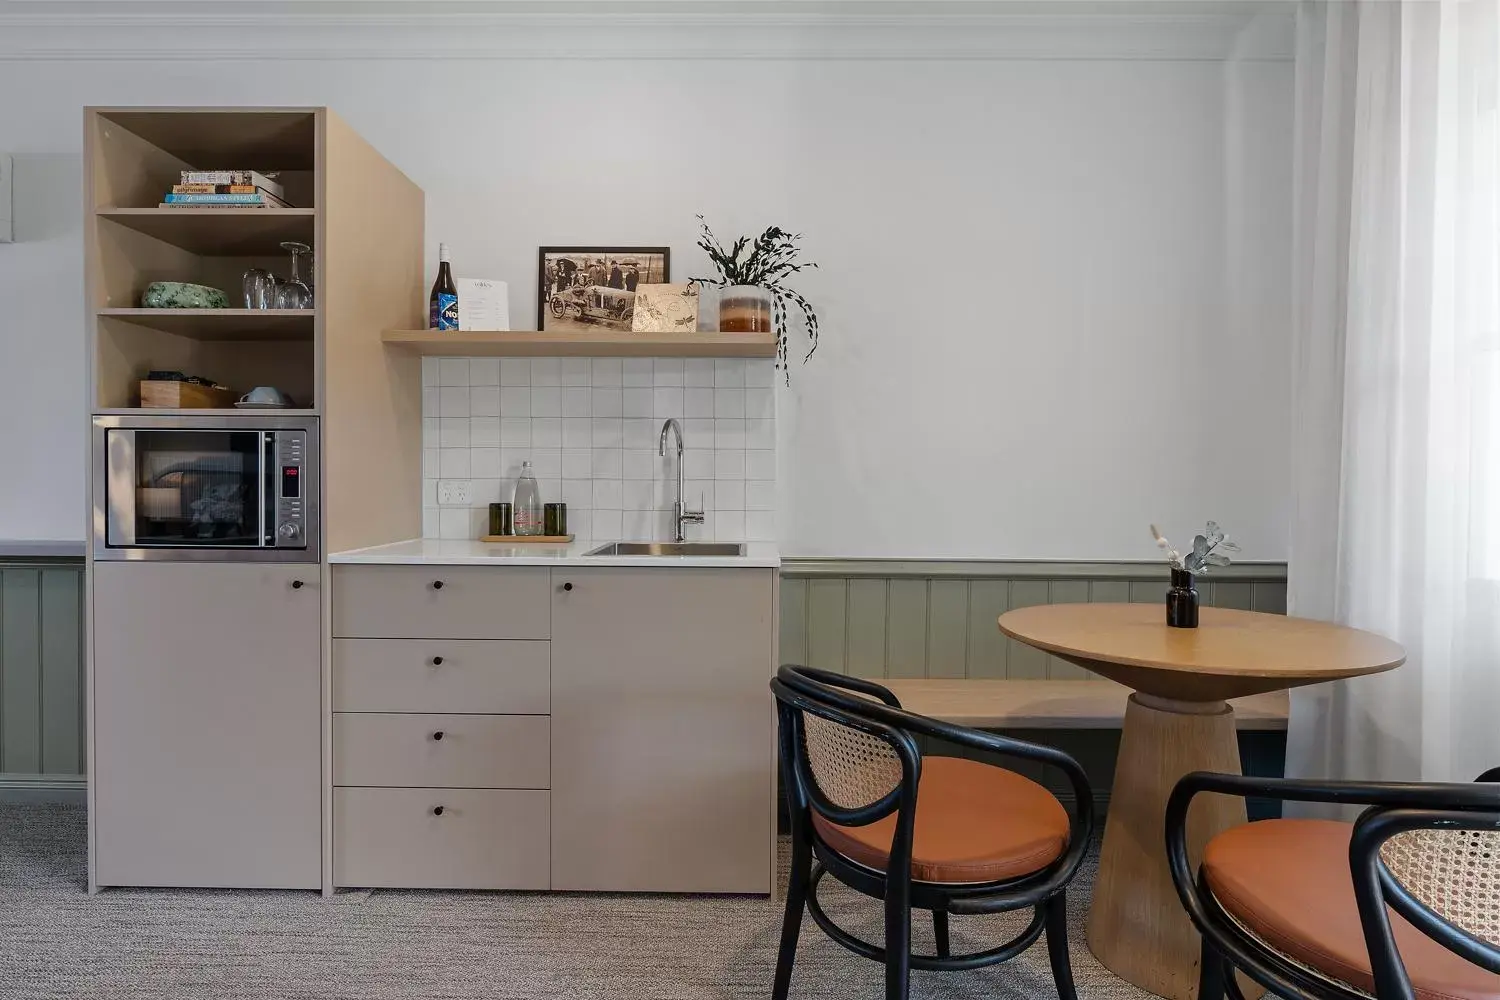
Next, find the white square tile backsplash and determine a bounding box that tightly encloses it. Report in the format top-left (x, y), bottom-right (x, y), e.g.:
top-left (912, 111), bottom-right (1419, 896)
top-left (420, 356), bottom-right (777, 544)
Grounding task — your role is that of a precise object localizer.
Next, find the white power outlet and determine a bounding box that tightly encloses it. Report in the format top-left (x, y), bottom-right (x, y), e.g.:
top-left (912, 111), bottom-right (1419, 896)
top-left (437, 480), bottom-right (472, 506)
top-left (0, 154), bottom-right (12, 244)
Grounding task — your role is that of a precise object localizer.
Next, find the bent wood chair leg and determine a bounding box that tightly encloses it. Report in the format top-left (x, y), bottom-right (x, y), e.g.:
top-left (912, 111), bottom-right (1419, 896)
top-left (1197, 934), bottom-right (1227, 1000)
top-left (1045, 892), bottom-right (1079, 1000)
top-left (773, 839), bottom-right (812, 1000)
top-left (933, 908), bottom-right (951, 959)
top-left (885, 884), bottom-right (912, 1000)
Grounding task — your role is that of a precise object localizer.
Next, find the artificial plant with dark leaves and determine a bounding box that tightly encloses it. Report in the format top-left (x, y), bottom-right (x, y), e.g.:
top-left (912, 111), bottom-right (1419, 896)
top-left (693, 215), bottom-right (820, 382)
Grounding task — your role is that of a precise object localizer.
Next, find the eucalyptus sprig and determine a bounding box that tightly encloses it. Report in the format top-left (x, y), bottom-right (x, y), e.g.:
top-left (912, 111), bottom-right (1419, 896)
top-left (1151, 521), bottom-right (1241, 574)
top-left (693, 215), bottom-right (820, 382)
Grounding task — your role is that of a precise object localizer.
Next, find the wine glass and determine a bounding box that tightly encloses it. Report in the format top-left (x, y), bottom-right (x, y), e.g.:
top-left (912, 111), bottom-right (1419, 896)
top-left (274, 241), bottom-right (313, 310)
top-left (242, 268), bottom-right (276, 310)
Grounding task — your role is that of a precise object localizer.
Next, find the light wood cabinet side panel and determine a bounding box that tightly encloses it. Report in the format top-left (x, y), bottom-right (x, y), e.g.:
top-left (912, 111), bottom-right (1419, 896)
top-left (550, 568), bottom-right (775, 893)
top-left (321, 110), bottom-right (425, 553)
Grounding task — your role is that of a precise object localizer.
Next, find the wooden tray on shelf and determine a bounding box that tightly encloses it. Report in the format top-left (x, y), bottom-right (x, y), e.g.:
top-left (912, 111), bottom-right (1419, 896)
top-left (139, 380), bottom-right (237, 409)
top-left (479, 535), bottom-right (574, 544)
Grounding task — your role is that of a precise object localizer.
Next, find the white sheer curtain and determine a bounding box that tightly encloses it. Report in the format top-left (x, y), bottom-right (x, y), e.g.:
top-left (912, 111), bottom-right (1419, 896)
top-left (1287, 0), bottom-right (1500, 790)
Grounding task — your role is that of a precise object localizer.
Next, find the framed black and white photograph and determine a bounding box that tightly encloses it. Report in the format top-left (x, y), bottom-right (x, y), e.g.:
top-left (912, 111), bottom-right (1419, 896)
top-left (536, 246), bottom-right (670, 333)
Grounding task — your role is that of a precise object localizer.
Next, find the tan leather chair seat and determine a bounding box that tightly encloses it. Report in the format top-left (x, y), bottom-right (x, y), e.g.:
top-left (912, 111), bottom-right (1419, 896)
top-left (810, 755), bottom-right (1070, 884)
top-left (1203, 818), bottom-right (1500, 1000)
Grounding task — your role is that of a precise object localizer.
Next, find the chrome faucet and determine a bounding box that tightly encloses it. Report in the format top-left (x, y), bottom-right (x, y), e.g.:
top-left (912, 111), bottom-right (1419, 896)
top-left (659, 418), bottom-right (704, 542)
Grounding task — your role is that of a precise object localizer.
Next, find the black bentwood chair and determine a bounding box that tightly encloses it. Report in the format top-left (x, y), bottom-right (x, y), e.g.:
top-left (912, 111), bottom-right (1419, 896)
top-left (769, 664), bottom-right (1094, 1000)
top-left (1167, 768), bottom-right (1500, 1000)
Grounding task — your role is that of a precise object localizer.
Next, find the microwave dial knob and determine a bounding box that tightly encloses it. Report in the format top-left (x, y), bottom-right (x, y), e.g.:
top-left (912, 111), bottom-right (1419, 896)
top-left (278, 522), bottom-right (300, 539)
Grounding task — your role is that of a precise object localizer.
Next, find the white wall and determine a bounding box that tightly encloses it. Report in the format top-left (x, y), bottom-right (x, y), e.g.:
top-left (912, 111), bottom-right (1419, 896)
top-left (0, 11), bottom-right (1294, 559)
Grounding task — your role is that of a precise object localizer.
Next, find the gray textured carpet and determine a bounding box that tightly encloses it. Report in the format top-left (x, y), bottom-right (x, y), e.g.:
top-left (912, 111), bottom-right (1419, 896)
top-left (0, 804), bottom-right (1156, 1000)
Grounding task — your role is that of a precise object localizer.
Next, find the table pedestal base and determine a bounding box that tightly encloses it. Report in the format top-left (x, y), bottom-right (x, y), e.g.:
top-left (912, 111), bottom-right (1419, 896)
top-left (1085, 693), bottom-right (1250, 1000)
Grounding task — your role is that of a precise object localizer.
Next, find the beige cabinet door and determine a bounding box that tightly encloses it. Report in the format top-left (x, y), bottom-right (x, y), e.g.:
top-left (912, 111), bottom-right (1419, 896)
top-left (93, 562), bottom-right (322, 889)
top-left (550, 568), bottom-right (775, 893)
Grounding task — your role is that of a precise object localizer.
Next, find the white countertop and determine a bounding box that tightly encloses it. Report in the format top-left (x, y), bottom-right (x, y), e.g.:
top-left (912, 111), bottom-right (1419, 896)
top-left (329, 538), bottom-right (781, 568)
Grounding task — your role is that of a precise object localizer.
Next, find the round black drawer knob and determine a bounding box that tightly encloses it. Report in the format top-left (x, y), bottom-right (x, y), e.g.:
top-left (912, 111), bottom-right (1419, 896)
top-left (562, 582), bottom-right (574, 592)
top-left (432, 731), bottom-right (445, 741)
top-left (430, 656), bottom-right (444, 666)
top-left (432, 580), bottom-right (444, 590)
top-left (432, 806), bottom-right (445, 816)
top-left (291, 580), bottom-right (304, 590)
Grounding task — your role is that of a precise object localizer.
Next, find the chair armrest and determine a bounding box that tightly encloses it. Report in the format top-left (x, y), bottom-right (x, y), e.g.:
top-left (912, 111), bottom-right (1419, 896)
top-left (783, 665), bottom-right (903, 708)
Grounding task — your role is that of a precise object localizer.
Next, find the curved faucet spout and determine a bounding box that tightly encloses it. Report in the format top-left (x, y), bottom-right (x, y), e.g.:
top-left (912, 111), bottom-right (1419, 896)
top-left (659, 417), bottom-right (684, 458)
top-left (658, 418), bottom-right (702, 542)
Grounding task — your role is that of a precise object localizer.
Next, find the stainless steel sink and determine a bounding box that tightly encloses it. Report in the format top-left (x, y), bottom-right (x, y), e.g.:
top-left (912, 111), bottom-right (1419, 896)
top-left (586, 542), bottom-right (746, 557)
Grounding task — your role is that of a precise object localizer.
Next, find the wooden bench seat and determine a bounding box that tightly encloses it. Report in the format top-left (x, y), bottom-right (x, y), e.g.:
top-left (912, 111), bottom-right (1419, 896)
top-left (881, 679), bottom-right (1290, 731)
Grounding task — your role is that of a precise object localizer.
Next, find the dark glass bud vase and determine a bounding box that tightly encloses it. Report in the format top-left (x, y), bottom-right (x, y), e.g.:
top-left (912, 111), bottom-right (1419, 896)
top-left (1166, 568), bottom-right (1199, 628)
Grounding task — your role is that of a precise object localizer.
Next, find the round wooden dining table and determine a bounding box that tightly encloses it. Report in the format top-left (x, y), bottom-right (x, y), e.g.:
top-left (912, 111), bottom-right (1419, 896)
top-left (998, 603), bottom-right (1405, 1000)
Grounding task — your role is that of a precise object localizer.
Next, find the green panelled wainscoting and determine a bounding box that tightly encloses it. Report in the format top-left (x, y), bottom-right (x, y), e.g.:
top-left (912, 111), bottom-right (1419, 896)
top-left (777, 560), bottom-right (1290, 817)
top-left (0, 558), bottom-right (86, 801)
top-left (0, 557), bottom-right (1287, 806)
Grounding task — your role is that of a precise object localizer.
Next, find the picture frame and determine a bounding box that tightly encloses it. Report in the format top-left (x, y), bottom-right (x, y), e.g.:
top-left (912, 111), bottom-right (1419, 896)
top-left (536, 246), bottom-right (671, 333)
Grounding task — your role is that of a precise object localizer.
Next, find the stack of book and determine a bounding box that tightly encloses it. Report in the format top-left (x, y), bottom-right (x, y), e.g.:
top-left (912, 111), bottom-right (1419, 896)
top-left (159, 170), bottom-right (291, 209)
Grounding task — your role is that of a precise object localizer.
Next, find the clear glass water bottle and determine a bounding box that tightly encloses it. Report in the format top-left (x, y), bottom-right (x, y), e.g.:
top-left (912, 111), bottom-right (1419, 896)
top-left (513, 461), bottom-right (543, 536)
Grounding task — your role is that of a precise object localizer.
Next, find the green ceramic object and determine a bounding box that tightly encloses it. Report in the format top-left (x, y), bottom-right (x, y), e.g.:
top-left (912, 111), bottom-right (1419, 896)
top-left (141, 281), bottom-right (229, 309)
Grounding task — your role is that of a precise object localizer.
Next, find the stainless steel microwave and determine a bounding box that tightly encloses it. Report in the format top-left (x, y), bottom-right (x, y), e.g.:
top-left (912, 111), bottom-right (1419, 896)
top-left (92, 415), bottom-right (319, 562)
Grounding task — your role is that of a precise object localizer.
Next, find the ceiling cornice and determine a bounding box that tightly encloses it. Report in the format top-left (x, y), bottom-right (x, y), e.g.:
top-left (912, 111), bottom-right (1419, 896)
top-left (0, 1), bottom-right (1296, 62)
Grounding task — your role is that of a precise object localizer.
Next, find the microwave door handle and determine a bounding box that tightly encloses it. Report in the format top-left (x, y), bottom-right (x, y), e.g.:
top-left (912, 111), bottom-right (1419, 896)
top-left (106, 429), bottom-right (138, 547)
top-left (261, 432), bottom-right (273, 547)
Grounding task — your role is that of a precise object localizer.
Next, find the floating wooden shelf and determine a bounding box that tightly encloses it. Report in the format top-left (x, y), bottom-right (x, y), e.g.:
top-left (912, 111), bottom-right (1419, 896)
top-left (96, 207), bottom-right (316, 256)
top-left (98, 308), bottom-right (316, 342)
top-left (381, 329), bottom-right (779, 358)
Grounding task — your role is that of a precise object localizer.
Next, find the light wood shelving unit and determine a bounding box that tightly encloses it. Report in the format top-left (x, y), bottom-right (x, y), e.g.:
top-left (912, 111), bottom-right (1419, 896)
top-left (382, 328), bottom-right (779, 358)
top-left (85, 105), bottom-right (425, 550)
top-left (84, 105), bottom-right (426, 897)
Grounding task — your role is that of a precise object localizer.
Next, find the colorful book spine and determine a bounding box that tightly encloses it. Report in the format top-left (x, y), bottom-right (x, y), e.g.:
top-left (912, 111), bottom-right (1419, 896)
top-left (178, 170), bottom-right (284, 199)
top-left (159, 193), bottom-right (289, 208)
top-left (172, 184), bottom-right (266, 194)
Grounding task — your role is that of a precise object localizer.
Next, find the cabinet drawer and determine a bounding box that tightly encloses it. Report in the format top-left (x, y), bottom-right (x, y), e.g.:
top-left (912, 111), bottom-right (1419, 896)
top-left (334, 787), bottom-right (549, 890)
top-left (334, 566), bottom-right (551, 639)
top-left (334, 713), bottom-right (549, 788)
top-left (334, 639), bottom-right (550, 714)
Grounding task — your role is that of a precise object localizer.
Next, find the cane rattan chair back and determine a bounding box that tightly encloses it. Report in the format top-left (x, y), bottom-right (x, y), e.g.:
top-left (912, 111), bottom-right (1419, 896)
top-left (801, 710), bottom-right (906, 813)
top-left (1381, 828), bottom-right (1500, 947)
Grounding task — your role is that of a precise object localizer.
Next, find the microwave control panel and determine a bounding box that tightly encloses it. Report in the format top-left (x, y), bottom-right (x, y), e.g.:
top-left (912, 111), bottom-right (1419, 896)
top-left (272, 431), bottom-right (308, 547)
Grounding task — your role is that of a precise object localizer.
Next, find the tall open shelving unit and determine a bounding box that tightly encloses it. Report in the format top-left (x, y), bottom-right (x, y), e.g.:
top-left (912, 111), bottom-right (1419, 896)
top-left (84, 107), bottom-right (425, 896)
top-left (84, 106), bottom-right (426, 553)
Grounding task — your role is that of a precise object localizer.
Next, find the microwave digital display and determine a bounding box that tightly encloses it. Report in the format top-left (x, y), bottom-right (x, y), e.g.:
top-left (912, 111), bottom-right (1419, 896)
top-left (281, 465), bottom-right (300, 499)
